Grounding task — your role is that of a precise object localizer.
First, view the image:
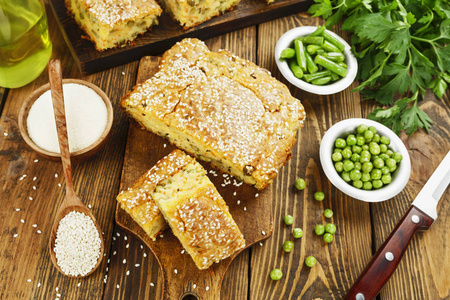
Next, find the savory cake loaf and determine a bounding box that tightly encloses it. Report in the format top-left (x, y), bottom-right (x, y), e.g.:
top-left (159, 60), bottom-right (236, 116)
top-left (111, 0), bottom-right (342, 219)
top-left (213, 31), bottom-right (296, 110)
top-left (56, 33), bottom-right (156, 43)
top-left (160, 0), bottom-right (241, 29)
top-left (65, 0), bottom-right (162, 51)
top-left (149, 150), bottom-right (245, 269)
top-left (121, 38), bottom-right (306, 190)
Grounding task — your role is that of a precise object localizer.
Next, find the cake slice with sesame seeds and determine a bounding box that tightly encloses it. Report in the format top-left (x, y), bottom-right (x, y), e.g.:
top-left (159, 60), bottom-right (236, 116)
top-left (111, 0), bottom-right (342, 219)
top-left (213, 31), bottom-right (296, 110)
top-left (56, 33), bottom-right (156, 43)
top-left (65, 0), bottom-right (162, 51)
top-left (121, 38), bottom-right (306, 190)
top-left (149, 150), bottom-right (246, 270)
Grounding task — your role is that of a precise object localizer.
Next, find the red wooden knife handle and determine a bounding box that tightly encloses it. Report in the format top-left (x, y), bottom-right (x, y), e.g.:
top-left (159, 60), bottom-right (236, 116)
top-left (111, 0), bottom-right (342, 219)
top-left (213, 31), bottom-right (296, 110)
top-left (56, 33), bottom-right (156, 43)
top-left (345, 205), bottom-right (434, 300)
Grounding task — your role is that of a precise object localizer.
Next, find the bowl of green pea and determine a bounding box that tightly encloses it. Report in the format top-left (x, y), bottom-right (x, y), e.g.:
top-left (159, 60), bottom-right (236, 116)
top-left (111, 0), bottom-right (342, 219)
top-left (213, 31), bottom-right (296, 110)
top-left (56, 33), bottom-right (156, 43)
top-left (319, 118), bottom-right (411, 202)
top-left (275, 26), bottom-right (357, 95)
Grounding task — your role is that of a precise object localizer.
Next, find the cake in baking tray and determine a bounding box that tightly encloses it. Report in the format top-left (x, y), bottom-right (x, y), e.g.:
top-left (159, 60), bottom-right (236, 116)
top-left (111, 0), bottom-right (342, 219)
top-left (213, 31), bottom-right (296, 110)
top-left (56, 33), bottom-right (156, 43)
top-left (160, 0), bottom-right (241, 29)
top-left (117, 149), bottom-right (245, 269)
top-left (65, 0), bottom-right (162, 51)
top-left (121, 38), bottom-right (306, 190)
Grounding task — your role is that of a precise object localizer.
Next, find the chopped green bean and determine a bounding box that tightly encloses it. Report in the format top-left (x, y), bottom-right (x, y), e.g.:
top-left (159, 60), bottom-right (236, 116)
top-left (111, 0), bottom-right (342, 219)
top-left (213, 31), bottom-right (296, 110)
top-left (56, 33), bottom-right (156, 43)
top-left (280, 48), bottom-right (296, 59)
top-left (323, 52), bottom-right (345, 63)
top-left (295, 36), bottom-right (324, 45)
top-left (303, 70), bottom-right (332, 82)
top-left (314, 55), bottom-right (347, 77)
top-left (294, 39), bottom-right (307, 72)
top-left (311, 76), bottom-right (332, 85)
top-left (323, 30), bottom-right (346, 52)
top-left (310, 25), bottom-right (326, 36)
top-left (288, 60), bottom-right (304, 79)
top-left (305, 52), bottom-right (319, 74)
top-left (322, 40), bottom-right (341, 53)
top-left (306, 44), bottom-right (323, 55)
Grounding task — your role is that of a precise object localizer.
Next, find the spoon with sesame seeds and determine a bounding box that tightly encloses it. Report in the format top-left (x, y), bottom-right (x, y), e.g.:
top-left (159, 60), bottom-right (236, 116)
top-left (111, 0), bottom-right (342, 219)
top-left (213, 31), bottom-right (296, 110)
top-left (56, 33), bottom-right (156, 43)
top-left (47, 59), bottom-right (104, 277)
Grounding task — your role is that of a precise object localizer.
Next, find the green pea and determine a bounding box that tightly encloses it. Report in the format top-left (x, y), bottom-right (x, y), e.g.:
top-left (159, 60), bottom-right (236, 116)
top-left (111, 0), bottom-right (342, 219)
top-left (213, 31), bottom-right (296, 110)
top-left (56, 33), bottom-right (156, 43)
top-left (373, 158), bottom-right (385, 169)
top-left (381, 166), bottom-right (390, 175)
top-left (334, 148), bottom-right (342, 153)
top-left (386, 158), bottom-right (396, 168)
top-left (356, 136), bottom-right (365, 146)
top-left (335, 138), bottom-right (346, 148)
top-left (361, 172), bottom-right (371, 182)
top-left (323, 233), bottom-right (333, 243)
top-left (354, 162), bottom-right (361, 171)
top-left (293, 228), bottom-right (303, 239)
top-left (368, 126), bottom-right (377, 134)
top-left (371, 155), bottom-right (379, 162)
top-left (323, 209), bottom-right (333, 218)
top-left (341, 171), bottom-right (351, 182)
top-left (314, 191), bottom-right (325, 201)
top-left (357, 124), bottom-right (368, 134)
top-left (295, 178), bottom-right (306, 190)
top-left (380, 136), bottom-right (390, 145)
top-left (371, 169), bottom-right (382, 180)
top-left (325, 223), bottom-right (336, 234)
top-left (342, 147), bottom-right (352, 159)
top-left (305, 256), bottom-right (317, 267)
top-left (393, 152), bottom-right (403, 163)
top-left (346, 134), bottom-right (357, 146)
top-left (315, 224), bottom-right (325, 235)
top-left (364, 130), bottom-right (374, 141)
top-left (389, 164), bottom-right (397, 172)
top-left (352, 145), bottom-right (362, 154)
top-left (282, 240), bottom-right (294, 252)
top-left (362, 162), bottom-right (373, 173)
top-left (350, 169), bottom-right (362, 181)
top-left (372, 133), bottom-right (380, 143)
top-left (363, 181), bottom-right (373, 190)
top-left (379, 153), bottom-right (389, 161)
top-left (386, 150), bottom-right (394, 157)
top-left (373, 179), bottom-right (383, 189)
top-left (270, 268), bottom-right (283, 280)
top-left (351, 153), bottom-right (360, 163)
top-left (360, 151), bottom-right (371, 163)
top-left (353, 180), bottom-right (363, 189)
top-left (362, 144), bottom-right (369, 151)
top-left (369, 142), bottom-right (381, 155)
top-left (382, 174), bottom-right (392, 184)
top-left (343, 160), bottom-right (354, 172)
top-left (280, 48), bottom-right (296, 59)
top-left (334, 162), bottom-right (344, 172)
top-left (284, 215), bottom-right (294, 225)
top-left (380, 144), bottom-right (388, 153)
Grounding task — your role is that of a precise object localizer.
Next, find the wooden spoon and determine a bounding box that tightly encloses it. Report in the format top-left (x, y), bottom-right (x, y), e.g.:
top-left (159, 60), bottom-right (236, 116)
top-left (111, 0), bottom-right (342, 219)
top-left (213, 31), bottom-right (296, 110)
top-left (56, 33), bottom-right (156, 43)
top-left (47, 59), bottom-right (104, 277)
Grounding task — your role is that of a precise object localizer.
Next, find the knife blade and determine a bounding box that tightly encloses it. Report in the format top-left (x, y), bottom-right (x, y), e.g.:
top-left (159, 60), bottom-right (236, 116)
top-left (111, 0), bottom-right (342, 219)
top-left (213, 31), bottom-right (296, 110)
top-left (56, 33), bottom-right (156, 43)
top-left (345, 150), bottom-right (450, 300)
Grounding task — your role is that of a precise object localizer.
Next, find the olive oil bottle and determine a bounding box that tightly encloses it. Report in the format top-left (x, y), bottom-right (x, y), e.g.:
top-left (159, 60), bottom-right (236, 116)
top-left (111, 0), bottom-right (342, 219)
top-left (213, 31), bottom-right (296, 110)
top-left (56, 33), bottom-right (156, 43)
top-left (0, 0), bottom-right (52, 88)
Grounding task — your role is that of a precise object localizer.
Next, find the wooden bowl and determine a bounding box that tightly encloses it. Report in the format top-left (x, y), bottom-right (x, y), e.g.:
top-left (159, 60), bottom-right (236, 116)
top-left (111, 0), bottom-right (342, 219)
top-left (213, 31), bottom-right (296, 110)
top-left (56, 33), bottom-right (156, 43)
top-left (18, 79), bottom-right (113, 163)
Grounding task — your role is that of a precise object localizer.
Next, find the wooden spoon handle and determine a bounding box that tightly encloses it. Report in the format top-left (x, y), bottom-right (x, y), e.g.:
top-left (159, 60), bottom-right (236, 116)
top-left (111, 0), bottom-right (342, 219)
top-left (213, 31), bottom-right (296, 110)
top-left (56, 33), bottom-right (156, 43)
top-left (48, 59), bottom-right (75, 197)
top-left (345, 206), bottom-right (434, 300)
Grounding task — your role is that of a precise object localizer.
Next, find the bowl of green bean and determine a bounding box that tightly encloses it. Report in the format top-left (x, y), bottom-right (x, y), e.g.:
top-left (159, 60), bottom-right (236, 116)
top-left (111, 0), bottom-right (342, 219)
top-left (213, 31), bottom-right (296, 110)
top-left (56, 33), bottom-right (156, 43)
top-left (319, 118), bottom-right (411, 202)
top-left (275, 26), bottom-right (357, 95)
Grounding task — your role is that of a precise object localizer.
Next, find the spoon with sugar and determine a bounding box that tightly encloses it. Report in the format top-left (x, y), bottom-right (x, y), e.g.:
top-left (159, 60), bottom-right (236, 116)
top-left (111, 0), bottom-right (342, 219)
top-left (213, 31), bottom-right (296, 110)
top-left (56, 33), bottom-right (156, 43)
top-left (48, 59), bottom-right (104, 277)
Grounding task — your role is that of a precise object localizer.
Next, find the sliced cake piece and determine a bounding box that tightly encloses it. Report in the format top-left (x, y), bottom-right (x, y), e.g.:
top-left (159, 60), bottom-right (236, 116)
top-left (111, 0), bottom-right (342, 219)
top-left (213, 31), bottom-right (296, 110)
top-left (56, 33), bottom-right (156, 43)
top-left (160, 0), bottom-right (241, 29)
top-left (116, 149), bottom-right (194, 240)
top-left (149, 150), bottom-right (245, 270)
top-left (121, 38), bottom-right (306, 190)
top-left (65, 0), bottom-right (162, 51)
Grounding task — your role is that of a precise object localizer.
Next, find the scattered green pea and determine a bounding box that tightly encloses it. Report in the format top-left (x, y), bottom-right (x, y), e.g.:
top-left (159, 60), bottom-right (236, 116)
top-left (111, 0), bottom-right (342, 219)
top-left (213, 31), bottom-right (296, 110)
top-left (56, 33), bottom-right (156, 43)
top-left (295, 178), bottom-right (306, 190)
top-left (325, 223), bottom-right (337, 234)
top-left (284, 215), bottom-right (294, 225)
top-left (323, 233), bottom-right (333, 243)
top-left (305, 256), bottom-right (317, 267)
top-left (323, 209), bottom-right (333, 218)
top-left (332, 152), bottom-right (343, 162)
top-left (335, 138), bottom-right (346, 148)
top-left (282, 240), bottom-right (294, 252)
top-left (270, 268), bottom-right (283, 280)
top-left (293, 228), bottom-right (303, 239)
top-left (352, 180), bottom-right (363, 189)
top-left (315, 224), bottom-right (325, 235)
top-left (314, 191), bottom-right (325, 201)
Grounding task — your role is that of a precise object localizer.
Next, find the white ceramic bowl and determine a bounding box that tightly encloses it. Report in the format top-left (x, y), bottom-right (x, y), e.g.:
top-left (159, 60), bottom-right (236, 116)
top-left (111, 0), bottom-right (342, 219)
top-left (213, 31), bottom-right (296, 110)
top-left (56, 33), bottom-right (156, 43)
top-left (319, 118), bottom-right (411, 202)
top-left (275, 26), bottom-right (358, 95)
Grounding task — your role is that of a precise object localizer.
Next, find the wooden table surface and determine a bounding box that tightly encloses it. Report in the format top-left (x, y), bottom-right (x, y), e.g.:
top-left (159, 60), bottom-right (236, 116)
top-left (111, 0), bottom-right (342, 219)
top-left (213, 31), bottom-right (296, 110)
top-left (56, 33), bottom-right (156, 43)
top-left (1, 3), bottom-right (449, 300)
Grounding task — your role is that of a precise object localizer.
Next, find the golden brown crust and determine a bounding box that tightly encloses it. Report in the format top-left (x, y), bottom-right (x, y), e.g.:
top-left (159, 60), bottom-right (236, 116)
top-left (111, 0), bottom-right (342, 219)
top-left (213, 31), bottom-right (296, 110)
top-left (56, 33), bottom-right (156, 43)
top-left (121, 38), bottom-right (306, 190)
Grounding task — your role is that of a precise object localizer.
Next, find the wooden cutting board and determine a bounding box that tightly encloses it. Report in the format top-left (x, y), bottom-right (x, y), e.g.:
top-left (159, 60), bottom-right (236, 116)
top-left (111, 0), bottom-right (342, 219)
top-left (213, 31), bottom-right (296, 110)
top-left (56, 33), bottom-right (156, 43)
top-left (115, 56), bottom-right (274, 300)
top-left (48, 0), bottom-right (312, 75)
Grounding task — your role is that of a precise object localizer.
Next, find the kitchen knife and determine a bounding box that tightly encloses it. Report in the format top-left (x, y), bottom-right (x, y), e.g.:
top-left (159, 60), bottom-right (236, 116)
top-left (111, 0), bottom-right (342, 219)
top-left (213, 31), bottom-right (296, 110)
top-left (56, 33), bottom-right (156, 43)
top-left (345, 150), bottom-right (450, 300)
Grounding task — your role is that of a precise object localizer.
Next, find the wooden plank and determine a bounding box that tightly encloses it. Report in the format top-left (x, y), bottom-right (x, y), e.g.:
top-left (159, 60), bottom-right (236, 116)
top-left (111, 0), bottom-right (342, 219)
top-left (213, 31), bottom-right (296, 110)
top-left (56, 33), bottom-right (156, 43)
top-left (249, 13), bottom-right (374, 299)
top-left (366, 91), bottom-right (450, 300)
top-left (48, 0), bottom-right (312, 75)
top-left (0, 3), bottom-right (139, 298)
top-left (106, 27), bottom-right (267, 300)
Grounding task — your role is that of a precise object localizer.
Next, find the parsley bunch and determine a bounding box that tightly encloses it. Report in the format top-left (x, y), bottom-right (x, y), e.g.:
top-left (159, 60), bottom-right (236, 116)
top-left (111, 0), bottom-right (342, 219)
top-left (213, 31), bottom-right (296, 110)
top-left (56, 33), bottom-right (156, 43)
top-left (308, 0), bottom-right (450, 135)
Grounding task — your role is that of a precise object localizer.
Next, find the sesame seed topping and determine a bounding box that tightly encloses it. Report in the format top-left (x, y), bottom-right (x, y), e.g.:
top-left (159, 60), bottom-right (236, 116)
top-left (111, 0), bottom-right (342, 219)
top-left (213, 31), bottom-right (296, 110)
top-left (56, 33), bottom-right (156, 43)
top-left (135, 264), bottom-right (140, 267)
top-left (174, 269), bottom-right (177, 274)
top-left (150, 282), bottom-right (154, 287)
top-left (206, 286), bottom-right (210, 291)
top-left (27, 279), bottom-right (31, 282)
top-left (123, 259), bottom-right (126, 264)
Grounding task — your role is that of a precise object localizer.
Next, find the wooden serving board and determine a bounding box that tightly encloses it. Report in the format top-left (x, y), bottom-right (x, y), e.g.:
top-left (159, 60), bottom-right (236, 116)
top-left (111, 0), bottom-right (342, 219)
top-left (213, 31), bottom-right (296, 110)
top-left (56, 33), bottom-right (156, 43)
top-left (115, 56), bottom-right (273, 300)
top-left (48, 0), bottom-right (312, 75)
